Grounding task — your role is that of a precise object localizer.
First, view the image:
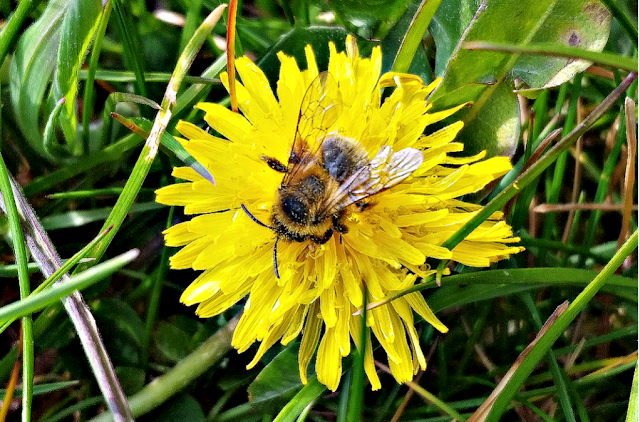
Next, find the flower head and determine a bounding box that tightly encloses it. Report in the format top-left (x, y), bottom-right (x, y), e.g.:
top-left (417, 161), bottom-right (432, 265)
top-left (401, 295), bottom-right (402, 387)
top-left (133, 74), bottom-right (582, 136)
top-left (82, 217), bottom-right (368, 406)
top-left (156, 36), bottom-right (523, 391)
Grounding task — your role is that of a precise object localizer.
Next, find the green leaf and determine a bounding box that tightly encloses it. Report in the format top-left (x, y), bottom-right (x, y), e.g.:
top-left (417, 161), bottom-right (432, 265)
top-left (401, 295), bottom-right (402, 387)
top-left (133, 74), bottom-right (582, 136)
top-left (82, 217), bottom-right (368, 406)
top-left (511, 1), bottom-right (612, 91)
top-left (54, 0), bottom-right (103, 156)
top-left (154, 321), bottom-right (192, 363)
top-left (429, 0), bottom-right (609, 158)
top-left (114, 366), bottom-right (146, 396)
top-left (91, 298), bottom-right (145, 366)
top-left (453, 80), bottom-right (521, 157)
top-left (248, 346), bottom-right (304, 412)
top-left (431, 0), bottom-right (612, 104)
top-left (326, 0), bottom-right (412, 39)
top-left (9, 0), bottom-right (65, 159)
top-left (145, 394), bottom-right (205, 422)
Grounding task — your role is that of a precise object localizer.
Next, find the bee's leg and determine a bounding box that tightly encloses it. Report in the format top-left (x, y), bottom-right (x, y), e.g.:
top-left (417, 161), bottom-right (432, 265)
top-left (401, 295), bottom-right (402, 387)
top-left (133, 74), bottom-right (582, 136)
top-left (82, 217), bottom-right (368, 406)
top-left (332, 213), bottom-right (349, 234)
top-left (311, 229), bottom-right (333, 244)
top-left (273, 237), bottom-right (280, 279)
top-left (261, 155), bottom-right (288, 173)
top-left (355, 201), bottom-right (370, 212)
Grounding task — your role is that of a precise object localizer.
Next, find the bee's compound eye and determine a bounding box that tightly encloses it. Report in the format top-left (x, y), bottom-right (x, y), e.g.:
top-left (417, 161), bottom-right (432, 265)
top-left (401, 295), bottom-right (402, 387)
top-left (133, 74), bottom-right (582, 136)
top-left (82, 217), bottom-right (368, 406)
top-left (281, 195), bottom-right (308, 224)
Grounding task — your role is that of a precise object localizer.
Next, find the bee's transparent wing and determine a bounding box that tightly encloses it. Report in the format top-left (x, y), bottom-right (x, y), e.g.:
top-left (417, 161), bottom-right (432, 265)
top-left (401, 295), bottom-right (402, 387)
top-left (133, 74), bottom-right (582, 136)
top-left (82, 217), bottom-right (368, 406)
top-left (285, 72), bottom-right (342, 183)
top-left (319, 146), bottom-right (424, 216)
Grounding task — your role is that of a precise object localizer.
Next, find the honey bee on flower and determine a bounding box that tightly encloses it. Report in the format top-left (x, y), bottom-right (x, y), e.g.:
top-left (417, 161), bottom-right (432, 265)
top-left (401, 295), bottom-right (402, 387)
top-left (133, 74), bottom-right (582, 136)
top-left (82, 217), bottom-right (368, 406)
top-left (243, 72), bottom-right (425, 278)
top-left (156, 35), bottom-right (523, 391)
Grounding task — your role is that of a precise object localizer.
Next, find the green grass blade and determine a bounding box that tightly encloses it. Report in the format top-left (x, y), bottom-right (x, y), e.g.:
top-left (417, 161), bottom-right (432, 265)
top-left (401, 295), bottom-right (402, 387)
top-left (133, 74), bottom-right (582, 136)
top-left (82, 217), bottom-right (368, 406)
top-left (72, 5), bottom-right (226, 275)
top-left (111, 0), bottom-right (147, 97)
top-left (23, 133), bottom-right (143, 196)
top-left (626, 362), bottom-right (638, 422)
top-left (273, 378), bottom-right (327, 422)
top-left (521, 293), bottom-right (576, 422)
top-left (436, 72), bottom-right (636, 275)
top-left (0, 250), bottom-right (139, 325)
top-left (0, 80), bottom-right (35, 419)
top-left (464, 41), bottom-right (638, 72)
top-left (82, 0), bottom-right (112, 154)
top-left (486, 229), bottom-right (638, 421)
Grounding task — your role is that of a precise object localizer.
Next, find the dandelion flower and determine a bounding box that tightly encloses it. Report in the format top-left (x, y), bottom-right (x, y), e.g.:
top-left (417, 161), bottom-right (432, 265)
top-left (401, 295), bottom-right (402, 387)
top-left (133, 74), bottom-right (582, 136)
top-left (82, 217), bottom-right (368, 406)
top-left (156, 35), bottom-right (523, 391)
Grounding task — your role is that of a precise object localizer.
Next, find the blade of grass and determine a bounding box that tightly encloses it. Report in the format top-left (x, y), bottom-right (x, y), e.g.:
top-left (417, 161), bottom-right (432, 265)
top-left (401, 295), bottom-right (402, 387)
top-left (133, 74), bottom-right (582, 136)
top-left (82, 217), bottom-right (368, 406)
top-left (464, 42), bottom-right (638, 72)
top-left (389, 0), bottom-right (443, 74)
top-left (436, 71), bottom-right (637, 278)
top-left (0, 80), bottom-right (34, 420)
top-left (0, 0), bottom-right (45, 61)
top-left (521, 293), bottom-right (576, 422)
top-left (24, 132), bottom-right (143, 197)
top-left (361, 266), bottom-right (636, 314)
top-left (111, 0), bottom-right (147, 98)
top-left (0, 225), bottom-right (113, 335)
top-left (626, 362), bottom-right (638, 422)
top-left (0, 250), bottom-right (138, 325)
top-left (82, 0), bottom-right (112, 154)
top-left (273, 378), bottom-right (327, 422)
top-left (485, 229), bottom-right (638, 421)
top-left (142, 207), bottom-right (173, 368)
top-left (72, 5), bottom-right (227, 276)
top-left (0, 173), bottom-right (134, 421)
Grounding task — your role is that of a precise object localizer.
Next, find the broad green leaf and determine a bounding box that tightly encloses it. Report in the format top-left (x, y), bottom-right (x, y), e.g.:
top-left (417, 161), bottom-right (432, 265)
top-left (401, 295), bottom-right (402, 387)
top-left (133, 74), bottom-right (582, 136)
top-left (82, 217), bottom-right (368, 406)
top-left (512, 1), bottom-right (612, 92)
top-left (9, 0), bottom-right (65, 158)
top-left (453, 80), bottom-right (520, 157)
top-left (114, 366), bottom-right (146, 396)
top-left (326, 0), bottom-right (412, 39)
top-left (431, 0), bottom-right (612, 105)
top-left (429, 0), bottom-right (479, 77)
top-left (248, 346), bottom-right (304, 412)
top-left (91, 298), bottom-right (145, 367)
top-left (154, 321), bottom-right (192, 363)
top-left (54, 0), bottom-right (103, 156)
top-left (144, 394), bottom-right (205, 422)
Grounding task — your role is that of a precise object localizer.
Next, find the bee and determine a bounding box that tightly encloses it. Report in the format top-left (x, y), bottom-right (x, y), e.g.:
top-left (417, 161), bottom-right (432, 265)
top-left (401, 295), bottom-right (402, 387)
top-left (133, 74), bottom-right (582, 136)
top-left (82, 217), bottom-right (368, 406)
top-left (242, 73), bottom-right (423, 278)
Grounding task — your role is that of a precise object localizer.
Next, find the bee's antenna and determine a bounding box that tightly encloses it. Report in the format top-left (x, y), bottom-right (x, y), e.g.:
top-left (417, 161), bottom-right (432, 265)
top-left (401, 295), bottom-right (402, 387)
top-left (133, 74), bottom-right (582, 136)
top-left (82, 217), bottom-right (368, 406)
top-left (240, 204), bottom-right (271, 229)
top-left (273, 237), bottom-right (280, 279)
top-left (240, 204), bottom-right (280, 279)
